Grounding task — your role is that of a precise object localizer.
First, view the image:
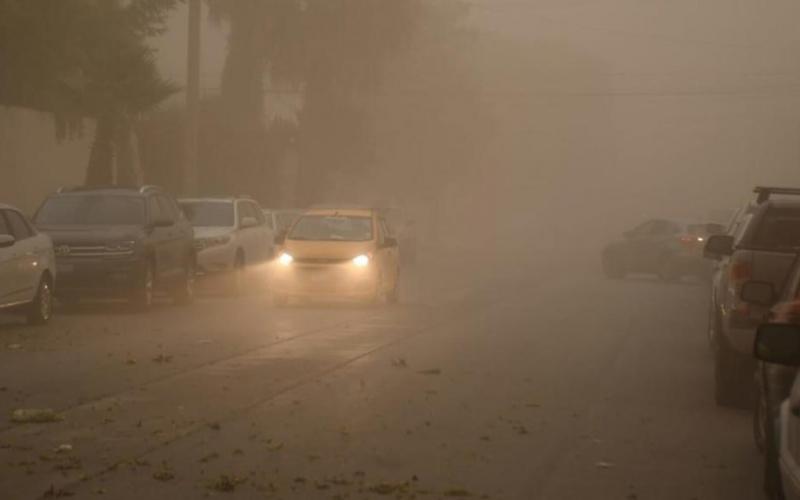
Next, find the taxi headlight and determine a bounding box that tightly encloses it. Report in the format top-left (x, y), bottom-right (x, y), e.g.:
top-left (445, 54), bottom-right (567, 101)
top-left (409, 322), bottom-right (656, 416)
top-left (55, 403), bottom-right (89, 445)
top-left (278, 252), bottom-right (294, 266)
top-left (352, 254), bottom-right (370, 267)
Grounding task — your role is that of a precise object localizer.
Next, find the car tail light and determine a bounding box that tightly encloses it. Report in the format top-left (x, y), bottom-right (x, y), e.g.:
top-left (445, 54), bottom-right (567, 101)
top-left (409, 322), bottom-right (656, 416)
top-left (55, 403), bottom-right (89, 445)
top-left (730, 257), bottom-right (752, 284)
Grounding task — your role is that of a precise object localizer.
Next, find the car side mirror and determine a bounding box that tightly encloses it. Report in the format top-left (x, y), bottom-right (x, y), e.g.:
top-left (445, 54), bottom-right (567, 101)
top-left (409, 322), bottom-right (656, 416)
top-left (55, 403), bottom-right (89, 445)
top-left (241, 217), bottom-right (259, 229)
top-left (754, 323), bottom-right (800, 365)
top-left (382, 237), bottom-right (398, 249)
top-left (740, 281), bottom-right (776, 306)
top-left (703, 234), bottom-right (734, 260)
top-left (0, 234), bottom-right (15, 248)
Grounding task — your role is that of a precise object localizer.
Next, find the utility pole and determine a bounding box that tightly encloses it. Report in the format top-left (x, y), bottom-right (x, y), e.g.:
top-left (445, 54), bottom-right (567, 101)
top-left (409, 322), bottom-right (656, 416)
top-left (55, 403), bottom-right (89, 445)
top-left (184, 0), bottom-right (201, 195)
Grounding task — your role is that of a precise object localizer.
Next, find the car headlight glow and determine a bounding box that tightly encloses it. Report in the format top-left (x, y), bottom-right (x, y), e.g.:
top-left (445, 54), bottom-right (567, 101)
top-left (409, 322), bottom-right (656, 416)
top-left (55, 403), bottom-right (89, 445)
top-left (352, 254), bottom-right (370, 267)
top-left (278, 252), bottom-right (294, 266)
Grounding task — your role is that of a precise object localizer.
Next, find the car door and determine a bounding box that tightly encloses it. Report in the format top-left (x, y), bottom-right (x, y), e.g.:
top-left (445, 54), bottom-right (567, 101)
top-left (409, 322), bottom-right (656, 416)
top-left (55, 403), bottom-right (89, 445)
top-left (780, 377), bottom-right (800, 499)
top-left (237, 202), bottom-right (265, 264)
top-left (156, 194), bottom-right (186, 280)
top-left (146, 195), bottom-right (172, 282)
top-left (3, 209), bottom-right (39, 303)
top-left (249, 202), bottom-right (271, 262)
top-left (0, 211), bottom-right (18, 305)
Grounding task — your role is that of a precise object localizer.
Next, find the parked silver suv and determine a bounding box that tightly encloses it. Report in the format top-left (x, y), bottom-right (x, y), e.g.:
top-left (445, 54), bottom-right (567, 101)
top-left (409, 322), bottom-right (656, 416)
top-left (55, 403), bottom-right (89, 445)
top-left (705, 186), bottom-right (800, 407)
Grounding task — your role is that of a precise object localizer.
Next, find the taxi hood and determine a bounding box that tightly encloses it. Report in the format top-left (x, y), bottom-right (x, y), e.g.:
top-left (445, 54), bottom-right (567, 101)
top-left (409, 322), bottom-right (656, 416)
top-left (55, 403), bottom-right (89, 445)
top-left (281, 239), bottom-right (376, 259)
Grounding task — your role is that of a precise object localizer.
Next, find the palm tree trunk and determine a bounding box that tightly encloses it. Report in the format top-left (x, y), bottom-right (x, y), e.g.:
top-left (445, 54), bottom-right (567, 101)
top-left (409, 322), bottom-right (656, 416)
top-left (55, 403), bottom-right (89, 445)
top-left (85, 114), bottom-right (115, 185)
top-left (115, 117), bottom-right (143, 186)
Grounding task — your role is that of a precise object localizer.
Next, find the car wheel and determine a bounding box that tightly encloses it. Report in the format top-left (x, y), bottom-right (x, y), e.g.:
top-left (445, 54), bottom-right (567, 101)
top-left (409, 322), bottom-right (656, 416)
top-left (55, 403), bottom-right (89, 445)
top-left (386, 273), bottom-right (400, 304)
top-left (714, 334), bottom-right (755, 409)
top-left (172, 259), bottom-right (195, 306)
top-left (754, 379), bottom-right (768, 454)
top-left (602, 253), bottom-right (625, 279)
top-left (228, 253), bottom-right (245, 296)
top-left (764, 402), bottom-right (785, 499)
top-left (131, 261), bottom-right (155, 311)
top-left (707, 309), bottom-right (721, 351)
top-left (26, 275), bottom-right (53, 325)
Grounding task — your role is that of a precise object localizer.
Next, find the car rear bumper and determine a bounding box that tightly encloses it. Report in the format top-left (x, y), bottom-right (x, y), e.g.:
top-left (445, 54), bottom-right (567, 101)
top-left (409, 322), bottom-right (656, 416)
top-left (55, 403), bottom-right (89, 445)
top-left (54, 258), bottom-right (145, 297)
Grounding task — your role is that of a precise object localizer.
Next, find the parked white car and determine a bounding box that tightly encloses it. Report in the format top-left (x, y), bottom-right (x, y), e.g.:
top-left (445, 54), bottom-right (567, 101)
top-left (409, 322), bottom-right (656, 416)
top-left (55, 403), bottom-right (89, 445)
top-left (179, 197), bottom-right (273, 293)
top-left (0, 204), bottom-right (55, 324)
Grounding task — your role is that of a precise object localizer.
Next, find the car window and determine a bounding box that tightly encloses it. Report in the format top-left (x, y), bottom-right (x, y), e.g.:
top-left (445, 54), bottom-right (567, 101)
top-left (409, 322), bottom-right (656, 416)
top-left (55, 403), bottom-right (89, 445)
top-left (0, 210), bottom-right (12, 236)
top-left (156, 195), bottom-right (177, 223)
top-left (5, 210), bottom-right (34, 240)
top-left (289, 215), bottom-right (374, 242)
top-left (237, 202), bottom-right (252, 225)
top-left (752, 208), bottom-right (800, 249)
top-left (650, 220), bottom-right (679, 235)
top-left (148, 196), bottom-right (163, 223)
top-left (36, 195), bottom-right (146, 226)
top-left (251, 203), bottom-right (266, 225)
top-left (180, 201), bottom-right (235, 227)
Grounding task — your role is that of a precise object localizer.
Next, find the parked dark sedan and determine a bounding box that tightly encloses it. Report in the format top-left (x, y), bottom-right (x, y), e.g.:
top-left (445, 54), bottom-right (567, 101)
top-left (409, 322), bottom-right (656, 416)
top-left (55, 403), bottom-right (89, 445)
top-left (601, 219), bottom-right (724, 280)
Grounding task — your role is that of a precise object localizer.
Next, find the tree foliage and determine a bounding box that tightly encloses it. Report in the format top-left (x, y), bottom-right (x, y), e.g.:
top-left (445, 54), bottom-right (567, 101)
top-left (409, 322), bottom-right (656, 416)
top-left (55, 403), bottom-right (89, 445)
top-left (0, 0), bottom-right (179, 183)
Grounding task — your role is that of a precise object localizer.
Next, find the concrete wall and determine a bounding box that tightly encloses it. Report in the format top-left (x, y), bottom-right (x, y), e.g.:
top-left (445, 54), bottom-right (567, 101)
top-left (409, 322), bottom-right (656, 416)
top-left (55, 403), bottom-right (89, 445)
top-left (0, 107), bottom-right (89, 215)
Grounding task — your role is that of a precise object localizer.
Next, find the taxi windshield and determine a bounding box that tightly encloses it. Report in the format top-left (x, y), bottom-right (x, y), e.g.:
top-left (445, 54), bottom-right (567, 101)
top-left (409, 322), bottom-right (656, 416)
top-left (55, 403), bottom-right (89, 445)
top-left (288, 215), bottom-right (373, 242)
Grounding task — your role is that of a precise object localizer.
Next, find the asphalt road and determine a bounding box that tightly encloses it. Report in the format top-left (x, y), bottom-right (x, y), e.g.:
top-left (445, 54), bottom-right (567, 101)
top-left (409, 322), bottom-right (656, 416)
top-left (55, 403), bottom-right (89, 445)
top-left (0, 252), bottom-right (762, 499)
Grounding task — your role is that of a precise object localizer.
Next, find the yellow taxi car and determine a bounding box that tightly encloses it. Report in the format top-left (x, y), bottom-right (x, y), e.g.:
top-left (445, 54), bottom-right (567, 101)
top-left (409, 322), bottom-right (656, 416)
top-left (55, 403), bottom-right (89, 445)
top-left (271, 208), bottom-right (400, 305)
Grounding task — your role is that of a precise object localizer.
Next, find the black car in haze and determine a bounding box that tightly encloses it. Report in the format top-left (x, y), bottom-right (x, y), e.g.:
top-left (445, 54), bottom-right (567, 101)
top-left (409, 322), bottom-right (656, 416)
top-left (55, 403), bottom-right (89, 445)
top-left (602, 219), bottom-right (725, 280)
top-left (34, 185), bottom-right (195, 309)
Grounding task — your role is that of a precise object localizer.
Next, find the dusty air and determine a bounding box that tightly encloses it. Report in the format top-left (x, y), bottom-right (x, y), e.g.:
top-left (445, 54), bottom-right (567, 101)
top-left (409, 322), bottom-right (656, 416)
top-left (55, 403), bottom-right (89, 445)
top-left (2, 1), bottom-right (800, 499)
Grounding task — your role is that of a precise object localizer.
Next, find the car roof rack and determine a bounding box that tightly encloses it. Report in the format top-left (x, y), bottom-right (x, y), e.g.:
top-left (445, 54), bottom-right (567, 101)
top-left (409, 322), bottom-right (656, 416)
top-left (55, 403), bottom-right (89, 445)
top-left (754, 186), bottom-right (800, 203)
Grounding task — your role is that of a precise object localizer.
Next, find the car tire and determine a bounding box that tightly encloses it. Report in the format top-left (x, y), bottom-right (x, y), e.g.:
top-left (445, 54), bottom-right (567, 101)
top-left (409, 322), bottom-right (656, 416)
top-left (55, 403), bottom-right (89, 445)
top-left (386, 273), bottom-right (400, 304)
top-left (602, 253), bottom-right (625, 279)
top-left (26, 275), bottom-right (53, 325)
top-left (714, 334), bottom-right (755, 409)
top-left (707, 309), bottom-right (721, 351)
top-left (228, 253), bottom-right (245, 296)
top-left (754, 379), bottom-right (768, 454)
top-left (172, 258), bottom-right (195, 306)
top-left (764, 402), bottom-right (785, 499)
top-left (131, 261), bottom-right (155, 311)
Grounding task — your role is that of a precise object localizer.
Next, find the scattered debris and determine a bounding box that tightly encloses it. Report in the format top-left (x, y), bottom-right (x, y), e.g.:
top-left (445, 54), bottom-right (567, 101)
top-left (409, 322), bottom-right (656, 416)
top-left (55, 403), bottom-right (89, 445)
top-left (11, 408), bottom-right (62, 424)
top-left (124, 359), bottom-right (136, 366)
top-left (208, 422), bottom-right (221, 431)
top-left (595, 461), bottom-right (616, 469)
top-left (418, 368), bottom-right (442, 375)
top-left (207, 474), bottom-right (246, 492)
top-left (199, 452), bottom-right (219, 463)
top-left (153, 469), bottom-right (175, 481)
top-left (54, 444), bottom-right (73, 454)
top-left (512, 424), bottom-right (529, 435)
top-left (7, 344), bottom-right (21, 350)
top-left (43, 485), bottom-right (75, 498)
top-left (391, 358), bottom-right (407, 368)
top-left (152, 354), bottom-right (173, 364)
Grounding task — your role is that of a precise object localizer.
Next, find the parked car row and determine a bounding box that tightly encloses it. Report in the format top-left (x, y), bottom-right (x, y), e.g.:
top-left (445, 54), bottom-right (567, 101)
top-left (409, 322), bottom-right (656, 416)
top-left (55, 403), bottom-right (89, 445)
top-left (702, 186), bottom-right (800, 499)
top-left (0, 186), bottom-right (406, 324)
